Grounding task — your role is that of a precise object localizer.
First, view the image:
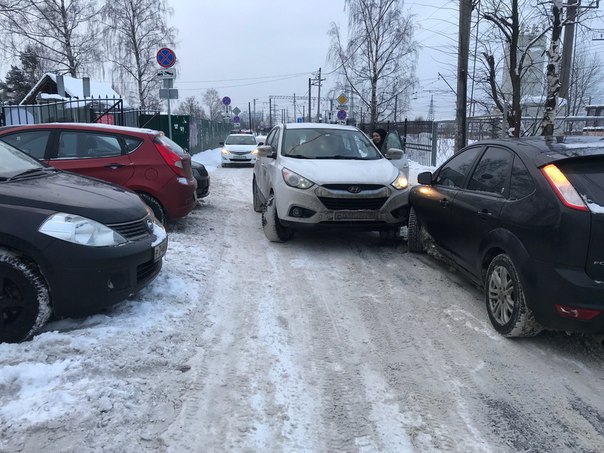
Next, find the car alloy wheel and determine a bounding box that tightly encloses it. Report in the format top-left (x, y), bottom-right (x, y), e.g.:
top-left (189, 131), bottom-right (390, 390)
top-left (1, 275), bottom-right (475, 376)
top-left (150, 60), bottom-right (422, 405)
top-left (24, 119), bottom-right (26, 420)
top-left (485, 254), bottom-right (542, 338)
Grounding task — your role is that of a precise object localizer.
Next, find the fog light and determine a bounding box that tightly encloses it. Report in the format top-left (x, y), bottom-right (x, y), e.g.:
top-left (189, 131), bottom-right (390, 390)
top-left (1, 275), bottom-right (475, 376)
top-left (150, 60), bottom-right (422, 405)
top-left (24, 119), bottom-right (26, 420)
top-left (555, 304), bottom-right (601, 320)
top-left (288, 206), bottom-right (316, 218)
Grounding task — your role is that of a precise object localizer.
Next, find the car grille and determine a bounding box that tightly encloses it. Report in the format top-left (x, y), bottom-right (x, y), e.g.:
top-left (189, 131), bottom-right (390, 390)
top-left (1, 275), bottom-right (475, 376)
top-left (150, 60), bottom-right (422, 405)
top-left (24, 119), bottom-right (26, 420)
top-left (322, 184), bottom-right (384, 191)
top-left (108, 218), bottom-right (151, 241)
top-left (318, 197), bottom-right (388, 210)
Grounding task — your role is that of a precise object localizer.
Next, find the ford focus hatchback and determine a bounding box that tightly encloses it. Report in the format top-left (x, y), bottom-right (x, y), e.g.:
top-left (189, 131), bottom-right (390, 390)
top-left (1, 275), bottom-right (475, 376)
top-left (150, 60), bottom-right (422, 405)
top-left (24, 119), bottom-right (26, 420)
top-left (408, 136), bottom-right (604, 337)
top-left (253, 123), bottom-right (409, 242)
top-left (0, 123), bottom-right (197, 224)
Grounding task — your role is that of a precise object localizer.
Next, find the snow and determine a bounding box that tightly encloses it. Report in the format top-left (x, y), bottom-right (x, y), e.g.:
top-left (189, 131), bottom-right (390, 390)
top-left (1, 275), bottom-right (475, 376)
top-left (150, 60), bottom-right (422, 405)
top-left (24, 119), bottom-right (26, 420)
top-left (1, 148), bottom-right (603, 452)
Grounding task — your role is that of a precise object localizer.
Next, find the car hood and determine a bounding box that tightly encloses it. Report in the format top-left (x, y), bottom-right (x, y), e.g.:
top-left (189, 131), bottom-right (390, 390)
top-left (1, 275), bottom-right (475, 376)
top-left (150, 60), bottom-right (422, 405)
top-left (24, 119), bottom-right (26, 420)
top-left (225, 145), bottom-right (257, 152)
top-left (2, 171), bottom-right (148, 223)
top-left (281, 157), bottom-right (401, 185)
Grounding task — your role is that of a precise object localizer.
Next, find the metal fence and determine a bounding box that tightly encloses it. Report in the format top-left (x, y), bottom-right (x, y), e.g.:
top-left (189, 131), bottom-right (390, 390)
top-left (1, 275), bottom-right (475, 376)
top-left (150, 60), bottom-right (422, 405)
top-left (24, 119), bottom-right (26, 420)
top-left (1, 97), bottom-right (234, 156)
top-left (362, 115), bottom-right (597, 168)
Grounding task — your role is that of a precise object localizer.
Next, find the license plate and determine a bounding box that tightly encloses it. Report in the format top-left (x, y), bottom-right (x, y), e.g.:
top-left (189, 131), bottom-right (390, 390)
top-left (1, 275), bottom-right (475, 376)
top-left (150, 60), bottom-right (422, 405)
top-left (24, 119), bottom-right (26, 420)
top-left (153, 239), bottom-right (168, 261)
top-left (333, 211), bottom-right (378, 220)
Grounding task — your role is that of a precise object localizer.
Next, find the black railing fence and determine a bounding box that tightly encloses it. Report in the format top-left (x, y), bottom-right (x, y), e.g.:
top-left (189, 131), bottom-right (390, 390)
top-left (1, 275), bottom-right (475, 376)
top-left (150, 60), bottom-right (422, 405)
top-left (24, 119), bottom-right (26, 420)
top-left (1, 97), bottom-right (233, 155)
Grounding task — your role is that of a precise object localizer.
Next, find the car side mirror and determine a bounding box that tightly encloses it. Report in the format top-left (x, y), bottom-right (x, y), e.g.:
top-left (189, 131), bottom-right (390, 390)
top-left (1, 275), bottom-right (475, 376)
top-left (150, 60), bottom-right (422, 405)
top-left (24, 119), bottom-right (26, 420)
top-left (385, 148), bottom-right (403, 160)
top-left (256, 145), bottom-right (275, 158)
top-left (257, 141), bottom-right (265, 146)
top-left (219, 142), bottom-right (224, 146)
top-left (417, 171), bottom-right (433, 185)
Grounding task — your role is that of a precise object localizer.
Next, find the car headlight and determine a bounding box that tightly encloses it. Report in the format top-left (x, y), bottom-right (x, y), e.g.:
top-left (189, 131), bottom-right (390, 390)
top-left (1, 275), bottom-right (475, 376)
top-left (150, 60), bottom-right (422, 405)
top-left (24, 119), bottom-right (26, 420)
top-left (39, 213), bottom-right (127, 246)
top-left (391, 171), bottom-right (409, 190)
top-left (221, 148), bottom-right (230, 155)
top-left (282, 168), bottom-right (314, 189)
top-left (251, 149), bottom-right (258, 155)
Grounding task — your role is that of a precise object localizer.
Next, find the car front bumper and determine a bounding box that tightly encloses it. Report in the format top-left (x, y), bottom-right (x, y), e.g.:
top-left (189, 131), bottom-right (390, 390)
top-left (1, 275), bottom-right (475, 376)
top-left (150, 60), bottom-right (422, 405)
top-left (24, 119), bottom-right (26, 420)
top-left (41, 236), bottom-right (167, 318)
top-left (274, 183), bottom-right (410, 230)
top-left (222, 153), bottom-right (256, 166)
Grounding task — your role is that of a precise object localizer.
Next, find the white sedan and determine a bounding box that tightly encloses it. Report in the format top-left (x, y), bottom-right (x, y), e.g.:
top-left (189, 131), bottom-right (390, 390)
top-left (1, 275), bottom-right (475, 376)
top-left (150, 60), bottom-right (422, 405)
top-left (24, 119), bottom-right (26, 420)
top-left (220, 133), bottom-right (258, 167)
top-left (252, 123), bottom-right (410, 242)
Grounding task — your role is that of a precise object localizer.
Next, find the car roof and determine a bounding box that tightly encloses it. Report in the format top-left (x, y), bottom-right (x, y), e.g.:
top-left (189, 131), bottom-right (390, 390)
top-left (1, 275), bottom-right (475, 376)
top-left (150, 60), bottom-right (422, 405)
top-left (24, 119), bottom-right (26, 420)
top-left (0, 122), bottom-right (161, 137)
top-left (468, 136), bottom-right (604, 167)
top-left (282, 122), bottom-right (359, 132)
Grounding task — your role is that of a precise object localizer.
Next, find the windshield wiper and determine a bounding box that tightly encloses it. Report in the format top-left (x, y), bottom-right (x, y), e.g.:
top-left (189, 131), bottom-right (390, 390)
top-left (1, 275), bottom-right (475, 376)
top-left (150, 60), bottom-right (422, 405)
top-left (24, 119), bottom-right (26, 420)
top-left (315, 155), bottom-right (364, 160)
top-left (285, 154), bottom-right (310, 159)
top-left (6, 168), bottom-right (55, 181)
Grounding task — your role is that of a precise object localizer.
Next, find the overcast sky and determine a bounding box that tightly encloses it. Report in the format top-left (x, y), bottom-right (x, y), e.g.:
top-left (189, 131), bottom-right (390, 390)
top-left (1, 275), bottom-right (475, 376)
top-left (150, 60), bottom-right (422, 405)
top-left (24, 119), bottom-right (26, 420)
top-left (169, 0), bottom-right (460, 121)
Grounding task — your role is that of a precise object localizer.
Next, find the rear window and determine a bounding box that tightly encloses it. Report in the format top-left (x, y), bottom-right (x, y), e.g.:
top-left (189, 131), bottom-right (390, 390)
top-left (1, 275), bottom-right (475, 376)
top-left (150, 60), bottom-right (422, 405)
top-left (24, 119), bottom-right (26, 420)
top-left (558, 157), bottom-right (604, 206)
top-left (154, 135), bottom-right (188, 157)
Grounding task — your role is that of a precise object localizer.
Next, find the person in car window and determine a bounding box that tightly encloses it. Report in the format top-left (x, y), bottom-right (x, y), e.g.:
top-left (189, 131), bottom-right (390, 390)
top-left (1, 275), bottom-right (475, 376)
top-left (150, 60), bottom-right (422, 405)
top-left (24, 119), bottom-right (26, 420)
top-left (371, 128), bottom-right (387, 153)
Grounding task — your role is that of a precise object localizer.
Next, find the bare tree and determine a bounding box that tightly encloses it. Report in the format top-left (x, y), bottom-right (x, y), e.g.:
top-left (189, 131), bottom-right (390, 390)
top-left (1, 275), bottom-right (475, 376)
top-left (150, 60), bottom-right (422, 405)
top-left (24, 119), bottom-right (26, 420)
top-left (328, 0), bottom-right (418, 129)
top-left (102, 0), bottom-right (176, 110)
top-left (176, 96), bottom-right (206, 119)
top-left (476, 0), bottom-right (600, 137)
top-left (202, 88), bottom-right (224, 122)
top-left (1, 0), bottom-right (102, 77)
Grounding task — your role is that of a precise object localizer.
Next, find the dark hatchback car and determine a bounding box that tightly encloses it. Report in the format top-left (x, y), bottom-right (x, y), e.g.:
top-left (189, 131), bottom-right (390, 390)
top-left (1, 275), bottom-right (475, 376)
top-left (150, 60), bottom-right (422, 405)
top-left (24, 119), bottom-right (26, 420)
top-left (0, 123), bottom-right (197, 224)
top-left (0, 141), bottom-right (167, 343)
top-left (191, 160), bottom-right (210, 199)
top-left (408, 136), bottom-right (604, 337)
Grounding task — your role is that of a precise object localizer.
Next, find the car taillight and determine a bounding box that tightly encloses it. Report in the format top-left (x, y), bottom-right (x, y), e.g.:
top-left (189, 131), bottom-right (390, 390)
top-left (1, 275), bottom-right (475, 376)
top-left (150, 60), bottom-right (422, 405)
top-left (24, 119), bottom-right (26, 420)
top-left (153, 138), bottom-right (186, 177)
top-left (541, 164), bottom-right (588, 212)
top-left (555, 304), bottom-right (601, 320)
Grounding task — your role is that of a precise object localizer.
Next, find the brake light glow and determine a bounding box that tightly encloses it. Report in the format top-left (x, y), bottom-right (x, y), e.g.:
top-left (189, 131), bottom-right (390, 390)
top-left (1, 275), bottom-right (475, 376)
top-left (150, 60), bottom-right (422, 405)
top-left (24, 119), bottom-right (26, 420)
top-left (154, 138), bottom-right (186, 177)
top-left (555, 304), bottom-right (601, 320)
top-left (541, 164), bottom-right (588, 212)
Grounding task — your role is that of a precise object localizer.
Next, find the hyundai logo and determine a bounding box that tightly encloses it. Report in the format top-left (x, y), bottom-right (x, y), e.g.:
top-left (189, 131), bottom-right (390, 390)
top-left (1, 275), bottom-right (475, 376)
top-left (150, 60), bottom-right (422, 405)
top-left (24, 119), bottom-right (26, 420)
top-left (347, 186), bottom-right (362, 193)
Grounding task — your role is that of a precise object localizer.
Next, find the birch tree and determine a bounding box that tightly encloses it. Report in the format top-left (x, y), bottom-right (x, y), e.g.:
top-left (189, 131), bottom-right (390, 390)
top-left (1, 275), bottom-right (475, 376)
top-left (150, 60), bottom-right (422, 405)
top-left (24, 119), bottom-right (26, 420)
top-left (328, 0), bottom-right (418, 129)
top-left (1, 0), bottom-right (101, 77)
top-left (102, 0), bottom-right (175, 110)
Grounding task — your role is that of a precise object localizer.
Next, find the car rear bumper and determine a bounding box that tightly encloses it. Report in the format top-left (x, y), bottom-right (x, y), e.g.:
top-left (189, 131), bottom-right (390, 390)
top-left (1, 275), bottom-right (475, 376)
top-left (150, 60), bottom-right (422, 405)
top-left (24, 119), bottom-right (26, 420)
top-left (42, 237), bottom-right (166, 318)
top-left (195, 175), bottom-right (210, 198)
top-left (527, 259), bottom-right (604, 333)
top-left (158, 178), bottom-right (198, 219)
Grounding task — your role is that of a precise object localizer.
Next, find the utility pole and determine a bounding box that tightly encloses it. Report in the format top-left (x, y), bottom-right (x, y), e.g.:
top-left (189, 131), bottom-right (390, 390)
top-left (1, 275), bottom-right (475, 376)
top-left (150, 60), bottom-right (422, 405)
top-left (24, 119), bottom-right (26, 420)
top-left (312, 68), bottom-right (325, 122)
top-left (455, 0), bottom-right (472, 153)
top-left (269, 97), bottom-right (272, 128)
top-left (559, 0), bottom-right (578, 101)
top-left (308, 78), bottom-right (312, 122)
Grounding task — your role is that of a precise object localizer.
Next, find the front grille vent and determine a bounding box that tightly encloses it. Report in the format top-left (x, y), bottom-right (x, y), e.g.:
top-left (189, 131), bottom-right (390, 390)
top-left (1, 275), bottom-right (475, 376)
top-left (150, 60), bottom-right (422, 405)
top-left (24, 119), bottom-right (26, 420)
top-left (108, 218), bottom-right (150, 241)
top-left (318, 197), bottom-right (388, 210)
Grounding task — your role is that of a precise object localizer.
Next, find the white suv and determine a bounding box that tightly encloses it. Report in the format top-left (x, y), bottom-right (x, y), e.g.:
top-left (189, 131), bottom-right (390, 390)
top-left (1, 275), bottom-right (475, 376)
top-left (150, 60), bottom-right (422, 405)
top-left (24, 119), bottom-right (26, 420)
top-left (252, 123), bottom-right (410, 242)
top-left (220, 133), bottom-right (258, 167)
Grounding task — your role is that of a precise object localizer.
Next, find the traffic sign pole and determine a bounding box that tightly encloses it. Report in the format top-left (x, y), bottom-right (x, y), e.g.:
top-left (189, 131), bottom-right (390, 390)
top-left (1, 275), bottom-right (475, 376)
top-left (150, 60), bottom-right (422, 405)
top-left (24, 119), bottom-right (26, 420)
top-left (156, 48), bottom-right (177, 139)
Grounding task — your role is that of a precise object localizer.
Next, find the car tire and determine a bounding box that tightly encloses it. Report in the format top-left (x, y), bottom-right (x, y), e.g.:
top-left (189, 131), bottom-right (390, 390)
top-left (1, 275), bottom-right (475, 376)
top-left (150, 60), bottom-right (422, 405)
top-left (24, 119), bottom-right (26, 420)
top-left (485, 254), bottom-right (542, 338)
top-left (0, 252), bottom-right (51, 343)
top-left (407, 207), bottom-right (424, 253)
top-left (139, 193), bottom-right (166, 225)
top-left (252, 178), bottom-right (263, 213)
top-left (262, 195), bottom-right (293, 242)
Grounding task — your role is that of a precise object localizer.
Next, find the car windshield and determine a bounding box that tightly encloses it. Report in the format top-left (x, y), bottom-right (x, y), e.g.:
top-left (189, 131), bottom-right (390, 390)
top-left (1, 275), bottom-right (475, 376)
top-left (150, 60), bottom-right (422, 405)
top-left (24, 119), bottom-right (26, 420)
top-left (225, 135), bottom-right (257, 145)
top-left (282, 128), bottom-right (382, 160)
top-left (0, 140), bottom-right (45, 179)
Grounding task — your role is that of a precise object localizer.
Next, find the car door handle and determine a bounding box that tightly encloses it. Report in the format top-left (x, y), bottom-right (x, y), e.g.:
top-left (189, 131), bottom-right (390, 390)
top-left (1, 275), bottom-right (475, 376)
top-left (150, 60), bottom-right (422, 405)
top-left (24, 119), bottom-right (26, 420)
top-left (105, 163), bottom-right (126, 169)
top-left (478, 209), bottom-right (493, 219)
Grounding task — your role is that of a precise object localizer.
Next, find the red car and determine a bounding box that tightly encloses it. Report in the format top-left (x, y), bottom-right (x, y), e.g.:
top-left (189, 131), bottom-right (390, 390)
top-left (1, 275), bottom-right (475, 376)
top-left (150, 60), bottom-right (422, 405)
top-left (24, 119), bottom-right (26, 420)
top-left (0, 123), bottom-right (197, 223)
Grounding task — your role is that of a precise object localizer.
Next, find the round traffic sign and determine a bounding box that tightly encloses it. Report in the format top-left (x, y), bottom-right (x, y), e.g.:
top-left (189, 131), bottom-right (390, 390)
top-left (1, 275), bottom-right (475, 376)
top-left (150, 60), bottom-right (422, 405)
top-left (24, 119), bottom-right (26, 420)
top-left (222, 96), bottom-right (231, 106)
top-left (337, 110), bottom-right (347, 120)
top-left (233, 115), bottom-right (240, 123)
top-left (156, 47), bottom-right (176, 68)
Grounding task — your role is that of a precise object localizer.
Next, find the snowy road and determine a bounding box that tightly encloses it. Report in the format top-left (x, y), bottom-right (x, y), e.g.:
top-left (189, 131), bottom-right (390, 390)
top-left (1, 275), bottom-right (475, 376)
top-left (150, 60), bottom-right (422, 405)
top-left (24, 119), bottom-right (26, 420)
top-left (1, 153), bottom-right (604, 452)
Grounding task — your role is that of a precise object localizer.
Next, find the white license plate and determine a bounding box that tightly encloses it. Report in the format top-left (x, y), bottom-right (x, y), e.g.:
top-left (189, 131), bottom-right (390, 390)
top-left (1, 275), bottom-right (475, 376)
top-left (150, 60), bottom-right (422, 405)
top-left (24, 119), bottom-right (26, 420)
top-left (333, 211), bottom-right (378, 220)
top-left (153, 239), bottom-right (168, 261)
